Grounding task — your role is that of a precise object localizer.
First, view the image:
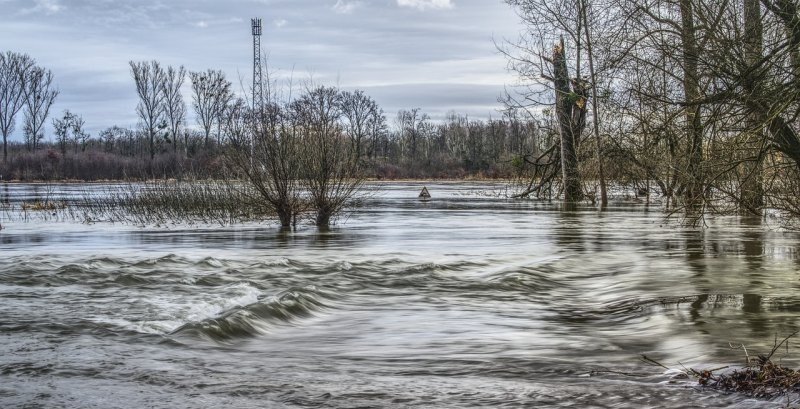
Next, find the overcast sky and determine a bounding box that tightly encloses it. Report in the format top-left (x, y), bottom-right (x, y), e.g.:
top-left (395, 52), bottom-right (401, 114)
top-left (0, 0), bottom-right (523, 139)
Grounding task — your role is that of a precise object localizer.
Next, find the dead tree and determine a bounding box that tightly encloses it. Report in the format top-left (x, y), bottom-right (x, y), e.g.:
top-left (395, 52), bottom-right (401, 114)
top-left (553, 37), bottom-right (587, 202)
top-left (502, 0), bottom-right (597, 202)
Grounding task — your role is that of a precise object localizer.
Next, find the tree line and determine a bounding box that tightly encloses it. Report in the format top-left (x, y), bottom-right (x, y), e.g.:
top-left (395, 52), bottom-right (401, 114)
top-left (0, 52), bottom-right (548, 181)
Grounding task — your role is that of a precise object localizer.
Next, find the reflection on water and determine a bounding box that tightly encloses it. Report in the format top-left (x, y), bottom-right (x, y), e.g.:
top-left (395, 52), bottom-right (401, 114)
top-left (1, 182), bottom-right (800, 408)
top-left (742, 218), bottom-right (765, 333)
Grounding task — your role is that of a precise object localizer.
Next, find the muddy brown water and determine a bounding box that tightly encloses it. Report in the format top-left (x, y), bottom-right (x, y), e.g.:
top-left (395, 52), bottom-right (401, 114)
top-left (1, 182), bottom-right (800, 408)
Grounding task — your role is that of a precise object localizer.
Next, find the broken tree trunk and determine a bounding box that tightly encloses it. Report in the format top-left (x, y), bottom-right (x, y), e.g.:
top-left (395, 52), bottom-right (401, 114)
top-left (553, 36), bottom-right (586, 203)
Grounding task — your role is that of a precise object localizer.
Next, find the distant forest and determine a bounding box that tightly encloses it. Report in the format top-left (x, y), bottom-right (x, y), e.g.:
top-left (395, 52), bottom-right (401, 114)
top-left (0, 105), bottom-right (539, 182)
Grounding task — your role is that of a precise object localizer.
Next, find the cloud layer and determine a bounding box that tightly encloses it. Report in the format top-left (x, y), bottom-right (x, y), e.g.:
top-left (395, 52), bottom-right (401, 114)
top-left (0, 0), bottom-right (521, 138)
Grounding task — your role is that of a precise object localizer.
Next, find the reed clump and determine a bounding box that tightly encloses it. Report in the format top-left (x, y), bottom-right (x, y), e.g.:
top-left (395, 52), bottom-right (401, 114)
top-left (82, 179), bottom-right (276, 225)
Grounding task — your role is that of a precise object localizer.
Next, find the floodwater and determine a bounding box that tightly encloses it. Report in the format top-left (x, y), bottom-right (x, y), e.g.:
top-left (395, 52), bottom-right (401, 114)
top-left (2, 182), bottom-right (800, 408)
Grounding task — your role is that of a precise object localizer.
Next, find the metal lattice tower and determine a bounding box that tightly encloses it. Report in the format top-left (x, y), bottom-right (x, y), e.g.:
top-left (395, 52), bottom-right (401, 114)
top-left (252, 18), bottom-right (263, 110)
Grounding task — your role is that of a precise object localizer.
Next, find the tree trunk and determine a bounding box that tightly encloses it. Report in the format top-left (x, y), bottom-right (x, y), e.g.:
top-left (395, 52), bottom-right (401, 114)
top-left (150, 131), bottom-right (156, 161)
top-left (741, 0), bottom-right (765, 213)
top-left (315, 210), bottom-right (331, 228)
top-left (553, 37), bottom-right (584, 202)
top-left (680, 0), bottom-right (704, 210)
top-left (278, 208), bottom-right (293, 228)
top-left (580, 0), bottom-right (608, 208)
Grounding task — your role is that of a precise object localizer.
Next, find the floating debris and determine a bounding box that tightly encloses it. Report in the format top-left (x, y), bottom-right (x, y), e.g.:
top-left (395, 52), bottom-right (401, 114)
top-left (698, 355), bottom-right (800, 398)
top-left (645, 332), bottom-right (800, 401)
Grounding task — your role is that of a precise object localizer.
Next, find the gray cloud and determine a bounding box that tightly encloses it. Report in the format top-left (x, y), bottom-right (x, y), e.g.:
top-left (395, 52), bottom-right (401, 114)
top-left (0, 0), bottom-right (522, 139)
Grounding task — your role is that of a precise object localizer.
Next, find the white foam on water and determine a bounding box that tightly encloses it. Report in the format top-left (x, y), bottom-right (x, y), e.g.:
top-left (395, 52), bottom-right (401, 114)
top-left (89, 281), bottom-right (263, 335)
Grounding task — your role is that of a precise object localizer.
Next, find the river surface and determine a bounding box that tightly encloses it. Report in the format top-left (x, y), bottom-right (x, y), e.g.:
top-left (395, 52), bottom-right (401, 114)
top-left (2, 182), bottom-right (800, 408)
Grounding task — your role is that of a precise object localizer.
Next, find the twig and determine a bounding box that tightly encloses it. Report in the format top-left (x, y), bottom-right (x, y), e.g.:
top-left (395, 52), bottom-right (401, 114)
top-left (767, 331), bottom-right (800, 362)
top-left (589, 368), bottom-right (652, 377)
top-left (730, 342), bottom-right (752, 366)
top-left (641, 355), bottom-right (671, 370)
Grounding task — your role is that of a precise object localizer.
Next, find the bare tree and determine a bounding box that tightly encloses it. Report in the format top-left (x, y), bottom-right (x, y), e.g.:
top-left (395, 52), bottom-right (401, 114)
top-left (0, 51), bottom-right (35, 162)
top-left (396, 108), bottom-right (429, 170)
top-left (293, 86), bottom-right (365, 227)
top-left (679, 0), bottom-right (704, 210)
top-left (739, 0), bottom-right (765, 212)
top-left (52, 110), bottom-right (74, 155)
top-left (190, 69), bottom-right (232, 148)
top-left (341, 90), bottom-right (384, 160)
top-left (161, 65), bottom-right (186, 155)
top-left (579, 0), bottom-right (608, 207)
top-left (71, 113), bottom-right (88, 153)
top-left (51, 110), bottom-right (89, 154)
top-left (99, 126), bottom-right (129, 153)
top-left (22, 66), bottom-right (58, 151)
top-left (226, 98), bottom-right (304, 228)
top-left (502, 0), bottom-right (589, 202)
top-left (130, 60), bottom-right (166, 161)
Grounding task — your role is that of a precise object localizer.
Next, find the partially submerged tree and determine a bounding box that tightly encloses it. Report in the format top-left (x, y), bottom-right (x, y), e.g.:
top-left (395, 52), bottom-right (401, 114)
top-left (578, 0), bottom-right (607, 207)
top-left (552, 37), bottom-right (587, 203)
top-left (293, 86), bottom-right (365, 227)
top-left (738, 0), bottom-right (765, 213)
top-left (679, 0), bottom-right (704, 211)
top-left (502, 0), bottom-right (590, 203)
top-left (225, 83), bottom-right (368, 228)
top-left (226, 98), bottom-right (304, 228)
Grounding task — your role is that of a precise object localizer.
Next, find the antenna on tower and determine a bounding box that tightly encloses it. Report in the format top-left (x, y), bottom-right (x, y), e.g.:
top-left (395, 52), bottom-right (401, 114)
top-left (251, 18), bottom-right (263, 111)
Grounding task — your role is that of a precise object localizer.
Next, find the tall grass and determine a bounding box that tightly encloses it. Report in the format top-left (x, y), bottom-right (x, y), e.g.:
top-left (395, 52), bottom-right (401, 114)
top-left (79, 179), bottom-right (274, 226)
